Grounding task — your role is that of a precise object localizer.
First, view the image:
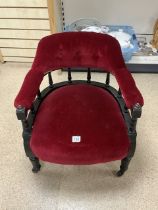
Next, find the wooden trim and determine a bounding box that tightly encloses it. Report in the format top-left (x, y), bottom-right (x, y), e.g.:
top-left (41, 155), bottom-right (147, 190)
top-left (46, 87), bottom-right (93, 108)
top-left (0, 18), bottom-right (49, 20)
top-left (2, 48), bottom-right (35, 57)
top-left (1, 47), bottom-right (36, 49)
top-left (0, 49), bottom-right (5, 63)
top-left (0, 29), bottom-right (50, 39)
top-left (4, 56), bottom-right (34, 62)
top-left (6, 61), bottom-right (32, 63)
top-left (0, 19), bottom-right (50, 30)
top-left (0, 28), bottom-right (50, 31)
top-left (0, 38), bottom-right (39, 40)
top-left (0, 0), bottom-right (47, 7)
top-left (47, 0), bottom-right (56, 34)
top-left (0, 39), bottom-right (39, 48)
top-left (0, 7), bottom-right (47, 9)
top-left (0, 8), bottom-right (49, 19)
top-left (5, 56), bottom-right (34, 58)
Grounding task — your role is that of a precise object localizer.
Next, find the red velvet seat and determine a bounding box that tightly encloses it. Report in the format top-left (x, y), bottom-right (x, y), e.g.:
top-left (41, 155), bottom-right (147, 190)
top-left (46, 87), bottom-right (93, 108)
top-left (30, 84), bottom-right (130, 164)
top-left (14, 32), bottom-right (143, 176)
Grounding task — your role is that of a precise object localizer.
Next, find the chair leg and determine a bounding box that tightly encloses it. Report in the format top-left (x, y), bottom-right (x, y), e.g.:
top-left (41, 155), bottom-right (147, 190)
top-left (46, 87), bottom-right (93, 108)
top-left (116, 157), bottom-right (132, 177)
top-left (29, 157), bottom-right (41, 173)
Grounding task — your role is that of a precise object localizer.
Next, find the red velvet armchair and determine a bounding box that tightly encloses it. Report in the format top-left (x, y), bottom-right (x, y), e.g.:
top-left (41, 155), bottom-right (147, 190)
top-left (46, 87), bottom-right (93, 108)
top-left (14, 32), bottom-right (144, 176)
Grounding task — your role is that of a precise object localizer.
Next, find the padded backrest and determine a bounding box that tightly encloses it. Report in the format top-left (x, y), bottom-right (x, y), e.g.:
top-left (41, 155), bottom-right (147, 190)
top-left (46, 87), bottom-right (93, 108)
top-left (32, 32), bottom-right (126, 73)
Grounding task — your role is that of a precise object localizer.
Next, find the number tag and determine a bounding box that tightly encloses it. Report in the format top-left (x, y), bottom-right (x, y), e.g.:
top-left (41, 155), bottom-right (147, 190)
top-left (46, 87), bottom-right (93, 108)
top-left (72, 136), bottom-right (81, 143)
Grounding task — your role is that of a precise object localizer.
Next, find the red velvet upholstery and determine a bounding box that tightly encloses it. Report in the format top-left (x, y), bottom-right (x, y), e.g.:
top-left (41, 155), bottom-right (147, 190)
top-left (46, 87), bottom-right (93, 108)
top-left (30, 84), bottom-right (130, 164)
top-left (14, 32), bottom-right (144, 109)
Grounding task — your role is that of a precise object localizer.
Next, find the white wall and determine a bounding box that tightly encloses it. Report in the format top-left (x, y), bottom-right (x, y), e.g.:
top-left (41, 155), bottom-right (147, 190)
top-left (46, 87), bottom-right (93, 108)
top-left (63, 0), bottom-right (158, 34)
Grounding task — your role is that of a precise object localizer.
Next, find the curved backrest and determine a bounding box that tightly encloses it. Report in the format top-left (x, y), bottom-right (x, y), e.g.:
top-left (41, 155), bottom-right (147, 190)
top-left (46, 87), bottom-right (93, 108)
top-left (14, 32), bottom-right (144, 109)
top-left (32, 32), bottom-right (126, 73)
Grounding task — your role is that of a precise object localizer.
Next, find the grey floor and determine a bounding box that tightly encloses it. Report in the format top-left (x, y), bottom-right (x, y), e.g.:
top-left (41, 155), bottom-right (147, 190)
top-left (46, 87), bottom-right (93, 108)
top-left (0, 63), bottom-right (158, 210)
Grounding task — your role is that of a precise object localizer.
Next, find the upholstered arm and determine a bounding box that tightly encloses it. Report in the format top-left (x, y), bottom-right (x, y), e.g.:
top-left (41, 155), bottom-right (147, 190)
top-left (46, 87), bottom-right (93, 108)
top-left (114, 67), bottom-right (144, 109)
top-left (14, 69), bottom-right (43, 109)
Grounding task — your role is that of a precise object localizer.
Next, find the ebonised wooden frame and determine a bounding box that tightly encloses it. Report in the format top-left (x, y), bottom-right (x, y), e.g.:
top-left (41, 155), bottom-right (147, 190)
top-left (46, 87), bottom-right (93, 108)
top-left (16, 70), bottom-right (142, 176)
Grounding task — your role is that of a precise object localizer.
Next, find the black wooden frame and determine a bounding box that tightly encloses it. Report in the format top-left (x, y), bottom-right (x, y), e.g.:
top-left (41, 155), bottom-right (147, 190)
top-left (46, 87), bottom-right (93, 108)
top-left (63, 64), bottom-right (158, 73)
top-left (16, 71), bottom-right (142, 176)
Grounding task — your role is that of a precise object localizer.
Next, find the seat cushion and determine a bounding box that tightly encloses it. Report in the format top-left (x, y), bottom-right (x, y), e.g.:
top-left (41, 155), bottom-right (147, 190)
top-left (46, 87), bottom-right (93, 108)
top-left (30, 84), bottom-right (130, 164)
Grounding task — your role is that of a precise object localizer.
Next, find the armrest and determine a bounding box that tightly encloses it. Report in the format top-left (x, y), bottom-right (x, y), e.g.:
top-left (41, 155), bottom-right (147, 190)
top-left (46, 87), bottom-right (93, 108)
top-left (114, 68), bottom-right (144, 109)
top-left (14, 69), bottom-right (44, 109)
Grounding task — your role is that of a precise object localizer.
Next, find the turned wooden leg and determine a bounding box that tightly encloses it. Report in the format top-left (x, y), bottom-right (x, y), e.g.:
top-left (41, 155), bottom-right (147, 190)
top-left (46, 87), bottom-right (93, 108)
top-left (29, 157), bottom-right (41, 173)
top-left (116, 157), bottom-right (132, 177)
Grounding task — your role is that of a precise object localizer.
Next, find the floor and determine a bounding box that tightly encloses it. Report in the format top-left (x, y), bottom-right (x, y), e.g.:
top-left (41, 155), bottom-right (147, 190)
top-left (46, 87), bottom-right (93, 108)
top-left (0, 63), bottom-right (158, 210)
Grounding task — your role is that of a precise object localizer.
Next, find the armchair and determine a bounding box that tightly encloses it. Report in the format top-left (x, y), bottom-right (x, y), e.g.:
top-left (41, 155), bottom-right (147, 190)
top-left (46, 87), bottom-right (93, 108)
top-left (14, 32), bottom-right (143, 176)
